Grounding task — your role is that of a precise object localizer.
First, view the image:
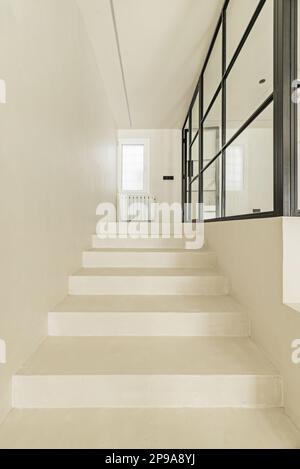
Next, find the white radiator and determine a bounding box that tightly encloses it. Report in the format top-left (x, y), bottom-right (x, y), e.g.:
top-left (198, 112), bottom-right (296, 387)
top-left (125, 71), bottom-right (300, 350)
top-left (118, 193), bottom-right (157, 222)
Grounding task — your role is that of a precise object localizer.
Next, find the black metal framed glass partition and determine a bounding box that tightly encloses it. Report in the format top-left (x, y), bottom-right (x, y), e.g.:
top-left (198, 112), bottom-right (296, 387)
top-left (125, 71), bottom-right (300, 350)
top-left (293, 0), bottom-right (300, 215)
top-left (182, 0), bottom-right (300, 222)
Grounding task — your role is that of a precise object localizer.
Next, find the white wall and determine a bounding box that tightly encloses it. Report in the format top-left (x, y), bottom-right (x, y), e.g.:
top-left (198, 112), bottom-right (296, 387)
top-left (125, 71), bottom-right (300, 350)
top-left (205, 218), bottom-right (300, 429)
top-left (0, 0), bottom-right (117, 423)
top-left (283, 218), bottom-right (300, 308)
top-left (118, 130), bottom-right (181, 205)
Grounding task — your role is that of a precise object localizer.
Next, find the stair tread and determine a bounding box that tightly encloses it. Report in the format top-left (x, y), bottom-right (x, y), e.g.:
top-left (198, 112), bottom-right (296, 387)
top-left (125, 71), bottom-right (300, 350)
top-left (52, 295), bottom-right (243, 314)
top-left (0, 408), bottom-right (299, 449)
top-left (17, 337), bottom-right (277, 376)
top-left (84, 248), bottom-right (213, 253)
top-left (71, 268), bottom-right (222, 277)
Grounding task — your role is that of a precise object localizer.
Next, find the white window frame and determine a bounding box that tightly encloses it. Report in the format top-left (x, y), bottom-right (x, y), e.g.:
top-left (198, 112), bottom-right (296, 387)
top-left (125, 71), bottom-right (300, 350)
top-left (118, 138), bottom-right (150, 194)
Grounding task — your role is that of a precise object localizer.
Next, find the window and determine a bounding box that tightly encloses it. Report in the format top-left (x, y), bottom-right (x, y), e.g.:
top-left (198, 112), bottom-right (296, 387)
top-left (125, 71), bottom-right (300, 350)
top-left (182, 0), bottom-right (274, 221)
top-left (226, 0), bottom-right (273, 140)
top-left (203, 26), bottom-right (222, 113)
top-left (225, 103), bottom-right (274, 217)
top-left (119, 139), bottom-right (149, 193)
top-left (122, 145), bottom-right (144, 191)
top-left (226, 0), bottom-right (261, 64)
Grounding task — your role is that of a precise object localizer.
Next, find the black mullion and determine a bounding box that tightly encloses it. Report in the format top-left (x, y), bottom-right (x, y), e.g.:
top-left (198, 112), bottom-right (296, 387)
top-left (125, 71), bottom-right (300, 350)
top-left (199, 93), bottom-right (274, 177)
top-left (201, 84), bottom-right (222, 125)
top-left (182, 0), bottom-right (228, 127)
top-left (199, 77), bottom-right (204, 221)
top-left (202, 17), bottom-right (223, 77)
top-left (188, 111), bottom-right (192, 221)
top-left (189, 89), bottom-right (200, 124)
top-left (199, 0), bottom-right (266, 129)
top-left (274, 0), bottom-right (285, 216)
top-left (202, 1), bottom-right (230, 75)
top-left (221, 7), bottom-right (227, 219)
top-left (190, 130), bottom-right (199, 148)
top-left (182, 114), bottom-right (189, 133)
top-left (274, 0), bottom-right (293, 216)
top-left (291, 0), bottom-right (299, 215)
top-left (273, 0), bottom-right (282, 216)
top-left (223, 0), bottom-right (267, 83)
top-left (204, 211), bottom-right (276, 223)
top-left (183, 0), bottom-right (266, 133)
top-left (182, 128), bottom-right (188, 222)
top-left (183, 0), bottom-right (282, 222)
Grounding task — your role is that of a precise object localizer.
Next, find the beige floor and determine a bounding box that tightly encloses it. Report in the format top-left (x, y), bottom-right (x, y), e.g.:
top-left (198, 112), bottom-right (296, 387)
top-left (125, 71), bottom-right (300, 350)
top-left (0, 408), bottom-right (299, 449)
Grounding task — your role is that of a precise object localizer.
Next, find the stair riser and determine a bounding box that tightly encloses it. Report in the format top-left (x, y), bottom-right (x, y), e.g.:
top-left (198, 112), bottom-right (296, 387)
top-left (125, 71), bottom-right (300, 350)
top-left (92, 236), bottom-right (188, 250)
top-left (48, 313), bottom-right (250, 337)
top-left (68, 276), bottom-right (230, 296)
top-left (82, 252), bottom-right (216, 269)
top-left (12, 375), bottom-right (283, 409)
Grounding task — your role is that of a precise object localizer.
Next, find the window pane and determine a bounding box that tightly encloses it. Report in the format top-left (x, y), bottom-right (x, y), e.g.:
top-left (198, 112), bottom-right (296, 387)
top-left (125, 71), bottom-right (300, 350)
top-left (185, 182), bottom-right (200, 222)
top-left (191, 137), bottom-right (199, 179)
top-left (203, 92), bottom-right (222, 165)
top-left (226, 1), bottom-right (273, 139)
top-left (191, 93), bottom-right (199, 139)
top-left (183, 120), bottom-right (189, 184)
top-left (226, 145), bottom-right (244, 192)
top-left (203, 27), bottom-right (222, 113)
top-left (226, 0), bottom-right (261, 64)
top-left (203, 159), bottom-right (222, 220)
top-left (191, 180), bottom-right (200, 221)
top-left (122, 145), bottom-right (144, 191)
top-left (191, 136), bottom-right (199, 161)
top-left (225, 103), bottom-right (273, 217)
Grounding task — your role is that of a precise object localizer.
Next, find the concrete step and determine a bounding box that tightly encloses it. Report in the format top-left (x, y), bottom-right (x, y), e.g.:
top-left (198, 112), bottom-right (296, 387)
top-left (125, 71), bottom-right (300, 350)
top-left (1, 408), bottom-right (299, 449)
top-left (68, 268), bottom-right (230, 296)
top-left (13, 337), bottom-right (282, 409)
top-left (82, 248), bottom-right (217, 268)
top-left (92, 236), bottom-right (190, 250)
top-left (49, 295), bottom-right (249, 337)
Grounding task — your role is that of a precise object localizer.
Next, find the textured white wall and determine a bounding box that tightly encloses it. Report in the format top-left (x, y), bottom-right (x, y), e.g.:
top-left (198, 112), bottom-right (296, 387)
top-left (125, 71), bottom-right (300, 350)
top-left (0, 0), bottom-right (116, 423)
top-left (205, 218), bottom-right (300, 430)
top-left (283, 218), bottom-right (300, 306)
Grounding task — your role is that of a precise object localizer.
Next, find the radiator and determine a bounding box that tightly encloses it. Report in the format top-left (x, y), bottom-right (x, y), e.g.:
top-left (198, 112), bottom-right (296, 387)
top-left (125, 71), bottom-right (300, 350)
top-left (118, 193), bottom-right (157, 222)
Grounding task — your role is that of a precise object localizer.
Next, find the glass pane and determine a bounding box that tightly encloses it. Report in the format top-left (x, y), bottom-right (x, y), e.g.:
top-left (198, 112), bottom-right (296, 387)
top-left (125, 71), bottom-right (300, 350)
top-left (226, 0), bottom-right (261, 64)
top-left (191, 181), bottom-right (200, 221)
top-left (203, 92), bottom-right (222, 165)
top-left (226, 1), bottom-right (273, 139)
top-left (191, 136), bottom-right (199, 161)
top-left (225, 103), bottom-right (273, 217)
top-left (191, 137), bottom-right (199, 179)
top-left (191, 93), bottom-right (199, 139)
top-left (183, 121), bottom-right (189, 183)
top-left (122, 145), bottom-right (144, 191)
top-left (203, 159), bottom-right (222, 220)
top-left (185, 186), bottom-right (199, 222)
top-left (203, 26), bottom-right (222, 113)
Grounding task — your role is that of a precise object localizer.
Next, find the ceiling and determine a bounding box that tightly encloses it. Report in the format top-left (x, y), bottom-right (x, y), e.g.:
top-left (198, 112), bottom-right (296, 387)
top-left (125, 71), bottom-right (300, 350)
top-left (77, 0), bottom-right (223, 129)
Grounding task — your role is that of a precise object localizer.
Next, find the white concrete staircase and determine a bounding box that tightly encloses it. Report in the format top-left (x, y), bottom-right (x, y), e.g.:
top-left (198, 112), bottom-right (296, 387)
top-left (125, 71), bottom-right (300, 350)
top-left (3, 233), bottom-right (299, 448)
